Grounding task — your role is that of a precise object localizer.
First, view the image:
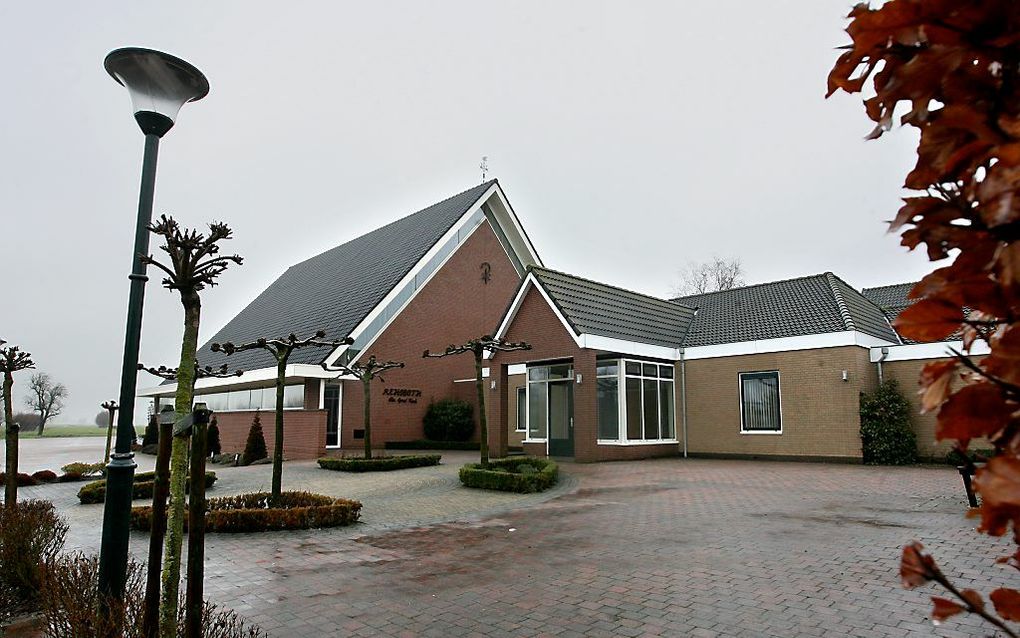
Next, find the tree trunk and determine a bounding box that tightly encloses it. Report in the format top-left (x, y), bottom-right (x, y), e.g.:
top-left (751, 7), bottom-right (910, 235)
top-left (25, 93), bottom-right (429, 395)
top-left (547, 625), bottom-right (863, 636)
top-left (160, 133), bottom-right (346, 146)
top-left (184, 420), bottom-right (207, 638)
top-left (3, 372), bottom-right (17, 507)
top-left (143, 414), bottom-right (172, 638)
top-left (363, 377), bottom-right (372, 460)
top-left (474, 349), bottom-right (488, 467)
top-left (36, 411), bottom-right (46, 436)
top-left (159, 295), bottom-right (201, 638)
top-left (271, 358), bottom-right (286, 507)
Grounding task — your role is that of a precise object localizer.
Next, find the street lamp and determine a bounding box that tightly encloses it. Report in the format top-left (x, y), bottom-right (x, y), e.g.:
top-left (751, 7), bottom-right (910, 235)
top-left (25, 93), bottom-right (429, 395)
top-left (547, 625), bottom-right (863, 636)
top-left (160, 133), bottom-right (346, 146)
top-left (98, 47), bottom-right (209, 601)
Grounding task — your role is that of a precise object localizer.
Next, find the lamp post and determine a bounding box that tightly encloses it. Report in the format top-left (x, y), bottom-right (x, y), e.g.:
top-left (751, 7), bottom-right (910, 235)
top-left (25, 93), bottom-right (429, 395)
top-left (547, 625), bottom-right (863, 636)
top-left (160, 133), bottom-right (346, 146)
top-left (99, 47), bottom-right (209, 601)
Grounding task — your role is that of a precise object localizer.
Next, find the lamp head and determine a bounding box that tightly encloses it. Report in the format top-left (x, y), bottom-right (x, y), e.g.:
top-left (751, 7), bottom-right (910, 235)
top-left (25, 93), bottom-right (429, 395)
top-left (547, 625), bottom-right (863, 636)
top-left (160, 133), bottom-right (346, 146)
top-left (104, 47), bottom-right (209, 137)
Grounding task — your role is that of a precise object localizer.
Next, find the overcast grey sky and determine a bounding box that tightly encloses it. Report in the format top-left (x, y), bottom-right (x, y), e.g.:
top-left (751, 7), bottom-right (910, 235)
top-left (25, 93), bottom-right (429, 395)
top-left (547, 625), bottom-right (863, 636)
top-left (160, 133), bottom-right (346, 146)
top-left (1, 1), bottom-right (927, 424)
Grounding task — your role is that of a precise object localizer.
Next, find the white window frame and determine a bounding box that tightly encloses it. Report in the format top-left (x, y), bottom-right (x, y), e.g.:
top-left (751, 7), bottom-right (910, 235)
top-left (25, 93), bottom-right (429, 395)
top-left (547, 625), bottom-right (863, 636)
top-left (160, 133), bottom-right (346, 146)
top-left (597, 358), bottom-right (678, 446)
top-left (738, 370), bottom-right (783, 435)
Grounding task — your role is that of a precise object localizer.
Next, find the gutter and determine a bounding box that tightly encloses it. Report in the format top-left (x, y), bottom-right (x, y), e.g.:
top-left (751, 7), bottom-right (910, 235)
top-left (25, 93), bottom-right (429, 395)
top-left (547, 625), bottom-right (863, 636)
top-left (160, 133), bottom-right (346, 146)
top-left (876, 346), bottom-right (890, 384)
top-left (680, 348), bottom-right (688, 458)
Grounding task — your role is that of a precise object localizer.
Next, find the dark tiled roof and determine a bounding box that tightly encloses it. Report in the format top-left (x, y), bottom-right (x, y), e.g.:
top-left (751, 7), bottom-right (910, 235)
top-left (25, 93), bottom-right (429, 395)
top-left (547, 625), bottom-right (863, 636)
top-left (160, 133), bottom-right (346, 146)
top-left (530, 267), bottom-right (695, 349)
top-left (674, 273), bottom-right (900, 347)
top-left (861, 281), bottom-right (915, 323)
top-left (194, 181), bottom-right (497, 372)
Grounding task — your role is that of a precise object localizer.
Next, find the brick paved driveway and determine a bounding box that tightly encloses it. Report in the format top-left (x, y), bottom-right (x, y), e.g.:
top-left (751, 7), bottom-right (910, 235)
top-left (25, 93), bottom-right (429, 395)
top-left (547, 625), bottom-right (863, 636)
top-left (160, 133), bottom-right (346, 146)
top-left (20, 456), bottom-right (1015, 637)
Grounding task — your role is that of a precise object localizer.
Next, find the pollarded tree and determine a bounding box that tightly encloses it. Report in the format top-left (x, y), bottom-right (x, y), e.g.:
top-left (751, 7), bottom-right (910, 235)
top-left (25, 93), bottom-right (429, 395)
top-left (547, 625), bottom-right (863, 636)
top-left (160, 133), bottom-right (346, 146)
top-left (423, 336), bottom-right (530, 466)
top-left (828, 1), bottom-right (1020, 632)
top-left (100, 400), bottom-right (119, 464)
top-left (0, 339), bottom-right (35, 507)
top-left (212, 331), bottom-right (352, 505)
top-left (140, 215), bottom-right (242, 638)
top-left (137, 361), bottom-right (241, 638)
top-left (321, 355), bottom-right (405, 459)
top-left (24, 372), bottom-right (67, 435)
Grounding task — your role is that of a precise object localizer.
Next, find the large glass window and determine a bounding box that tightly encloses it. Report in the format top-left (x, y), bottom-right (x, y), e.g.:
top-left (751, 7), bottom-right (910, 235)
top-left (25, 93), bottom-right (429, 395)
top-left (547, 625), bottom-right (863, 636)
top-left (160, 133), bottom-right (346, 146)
top-left (598, 359), bottom-right (677, 444)
top-left (528, 382), bottom-right (548, 439)
top-left (596, 362), bottom-right (619, 439)
top-left (195, 384), bottom-right (307, 413)
top-left (740, 371), bottom-right (782, 432)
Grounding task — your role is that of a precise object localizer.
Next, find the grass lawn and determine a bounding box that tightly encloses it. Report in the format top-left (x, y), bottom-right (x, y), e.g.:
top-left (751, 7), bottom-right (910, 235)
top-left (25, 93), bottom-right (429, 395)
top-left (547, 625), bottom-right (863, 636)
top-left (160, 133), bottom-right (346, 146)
top-left (18, 425), bottom-right (107, 438)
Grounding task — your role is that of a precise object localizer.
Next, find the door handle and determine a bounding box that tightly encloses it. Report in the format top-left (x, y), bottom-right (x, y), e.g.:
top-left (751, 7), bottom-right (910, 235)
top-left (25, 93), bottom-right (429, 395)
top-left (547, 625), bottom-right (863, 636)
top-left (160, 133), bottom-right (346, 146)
top-left (569, 417), bottom-right (573, 430)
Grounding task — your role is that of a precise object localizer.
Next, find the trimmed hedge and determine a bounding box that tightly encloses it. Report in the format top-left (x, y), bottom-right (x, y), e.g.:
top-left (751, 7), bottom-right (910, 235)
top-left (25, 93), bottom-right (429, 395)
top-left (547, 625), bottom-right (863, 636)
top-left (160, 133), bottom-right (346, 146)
top-left (77, 471), bottom-right (217, 504)
top-left (386, 440), bottom-right (480, 451)
top-left (459, 457), bottom-right (558, 493)
top-left (129, 491), bottom-right (361, 533)
top-left (0, 472), bottom-right (38, 487)
top-left (317, 455), bottom-right (441, 472)
top-left (31, 470), bottom-right (58, 484)
top-left (60, 462), bottom-right (105, 478)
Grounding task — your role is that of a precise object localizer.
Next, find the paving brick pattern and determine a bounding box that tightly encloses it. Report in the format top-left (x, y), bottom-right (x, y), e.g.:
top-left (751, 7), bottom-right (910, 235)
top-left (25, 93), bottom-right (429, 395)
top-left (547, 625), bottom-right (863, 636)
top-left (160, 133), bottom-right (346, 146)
top-left (19, 454), bottom-right (1015, 637)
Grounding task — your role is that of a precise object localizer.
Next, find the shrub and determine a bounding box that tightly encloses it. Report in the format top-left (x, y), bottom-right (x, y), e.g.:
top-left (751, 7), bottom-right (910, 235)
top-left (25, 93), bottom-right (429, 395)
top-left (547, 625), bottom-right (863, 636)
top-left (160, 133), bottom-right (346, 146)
top-left (459, 457), bottom-right (558, 493)
top-left (31, 470), bottom-right (58, 483)
top-left (130, 491), bottom-right (361, 533)
top-left (0, 500), bottom-right (68, 620)
top-left (0, 472), bottom-right (39, 487)
top-left (859, 380), bottom-right (918, 465)
top-left (317, 454), bottom-right (441, 472)
top-left (142, 414), bottom-right (159, 446)
top-left (40, 552), bottom-right (265, 638)
top-left (386, 439), bottom-right (480, 451)
top-left (946, 447), bottom-right (996, 467)
top-left (77, 471), bottom-right (216, 504)
top-left (422, 399), bottom-right (475, 442)
top-left (241, 412), bottom-right (268, 466)
top-left (60, 462), bottom-right (104, 478)
top-left (208, 417), bottom-right (222, 456)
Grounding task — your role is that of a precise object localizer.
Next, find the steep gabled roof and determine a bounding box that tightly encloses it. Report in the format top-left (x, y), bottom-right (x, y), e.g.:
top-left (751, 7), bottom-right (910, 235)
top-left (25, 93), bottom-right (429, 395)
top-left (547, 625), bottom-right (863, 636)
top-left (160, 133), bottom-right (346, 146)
top-left (674, 272), bottom-right (900, 348)
top-left (194, 181), bottom-right (498, 372)
top-left (529, 267), bottom-right (695, 349)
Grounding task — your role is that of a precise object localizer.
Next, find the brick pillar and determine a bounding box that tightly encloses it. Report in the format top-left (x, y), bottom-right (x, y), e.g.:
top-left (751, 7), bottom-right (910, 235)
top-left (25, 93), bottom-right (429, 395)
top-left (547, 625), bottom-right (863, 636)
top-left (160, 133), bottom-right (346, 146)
top-left (489, 363), bottom-right (509, 458)
top-left (572, 350), bottom-right (599, 462)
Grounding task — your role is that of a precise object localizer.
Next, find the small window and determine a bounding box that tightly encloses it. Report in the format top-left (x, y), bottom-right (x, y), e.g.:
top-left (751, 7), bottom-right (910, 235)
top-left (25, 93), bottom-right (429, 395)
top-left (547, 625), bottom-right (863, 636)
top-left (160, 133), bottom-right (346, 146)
top-left (516, 387), bottom-right (527, 432)
top-left (740, 371), bottom-right (781, 432)
top-left (625, 361), bottom-right (641, 376)
top-left (596, 361), bottom-right (618, 377)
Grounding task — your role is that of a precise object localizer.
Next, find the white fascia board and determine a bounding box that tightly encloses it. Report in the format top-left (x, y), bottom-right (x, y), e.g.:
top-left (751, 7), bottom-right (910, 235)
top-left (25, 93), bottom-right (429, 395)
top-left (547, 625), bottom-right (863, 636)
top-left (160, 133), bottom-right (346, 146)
top-left (508, 363), bottom-right (527, 375)
top-left (683, 331), bottom-right (895, 360)
top-left (871, 340), bottom-right (991, 362)
top-left (489, 183), bottom-right (543, 268)
top-left (137, 364), bottom-right (344, 398)
top-left (578, 334), bottom-right (681, 361)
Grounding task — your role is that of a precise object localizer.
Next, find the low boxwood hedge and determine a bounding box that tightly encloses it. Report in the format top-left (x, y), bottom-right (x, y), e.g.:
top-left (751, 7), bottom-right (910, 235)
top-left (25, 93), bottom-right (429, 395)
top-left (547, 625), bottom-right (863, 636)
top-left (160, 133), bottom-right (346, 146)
top-left (78, 471), bottom-right (217, 504)
top-left (385, 440), bottom-right (480, 451)
top-left (129, 491), bottom-right (361, 533)
top-left (317, 454), bottom-right (441, 472)
top-left (0, 472), bottom-right (38, 487)
top-left (459, 457), bottom-right (558, 493)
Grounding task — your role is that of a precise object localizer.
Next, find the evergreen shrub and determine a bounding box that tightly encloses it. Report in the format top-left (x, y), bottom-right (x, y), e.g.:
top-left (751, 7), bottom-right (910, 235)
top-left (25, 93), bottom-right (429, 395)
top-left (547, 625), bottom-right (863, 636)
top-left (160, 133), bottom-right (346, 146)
top-left (422, 399), bottom-right (474, 441)
top-left (860, 379), bottom-right (918, 465)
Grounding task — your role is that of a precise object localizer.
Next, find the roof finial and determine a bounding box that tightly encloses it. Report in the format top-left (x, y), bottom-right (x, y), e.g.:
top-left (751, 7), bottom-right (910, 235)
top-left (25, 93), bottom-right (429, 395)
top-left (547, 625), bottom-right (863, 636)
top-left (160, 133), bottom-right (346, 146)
top-left (479, 155), bottom-right (489, 183)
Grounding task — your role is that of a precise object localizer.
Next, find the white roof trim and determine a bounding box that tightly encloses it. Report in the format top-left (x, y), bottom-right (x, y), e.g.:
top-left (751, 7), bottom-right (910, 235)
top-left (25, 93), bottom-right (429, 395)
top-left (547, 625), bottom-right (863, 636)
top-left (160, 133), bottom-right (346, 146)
top-left (870, 340), bottom-right (991, 362)
top-left (578, 334), bottom-right (681, 361)
top-left (137, 364), bottom-right (341, 398)
top-left (323, 183), bottom-right (539, 367)
top-left (683, 330), bottom-right (897, 360)
top-left (487, 273), bottom-right (583, 360)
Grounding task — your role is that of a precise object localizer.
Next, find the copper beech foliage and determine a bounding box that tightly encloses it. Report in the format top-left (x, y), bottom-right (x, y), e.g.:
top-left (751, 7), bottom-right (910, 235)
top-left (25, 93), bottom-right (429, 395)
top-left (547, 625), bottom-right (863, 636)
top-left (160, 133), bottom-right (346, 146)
top-left (828, 0), bottom-right (1020, 633)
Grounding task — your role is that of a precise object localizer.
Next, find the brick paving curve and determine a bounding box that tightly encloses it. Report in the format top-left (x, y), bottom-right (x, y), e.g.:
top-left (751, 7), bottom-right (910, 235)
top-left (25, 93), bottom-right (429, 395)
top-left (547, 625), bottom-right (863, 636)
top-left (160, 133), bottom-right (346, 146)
top-left (17, 449), bottom-right (1015, 637)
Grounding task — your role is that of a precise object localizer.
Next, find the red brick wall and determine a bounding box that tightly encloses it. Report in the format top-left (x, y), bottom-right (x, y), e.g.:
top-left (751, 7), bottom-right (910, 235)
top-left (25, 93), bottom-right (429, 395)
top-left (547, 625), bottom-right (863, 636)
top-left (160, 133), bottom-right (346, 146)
top-left (338, 221), bottom-right (522, 451)
top-left (489, 286), bottom-right (678, 462)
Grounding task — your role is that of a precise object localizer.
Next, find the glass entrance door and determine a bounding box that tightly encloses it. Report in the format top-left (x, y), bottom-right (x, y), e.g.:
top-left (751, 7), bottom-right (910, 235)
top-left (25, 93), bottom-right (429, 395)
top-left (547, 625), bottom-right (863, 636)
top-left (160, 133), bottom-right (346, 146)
top-left (547, 380), bottom-right (574, 457)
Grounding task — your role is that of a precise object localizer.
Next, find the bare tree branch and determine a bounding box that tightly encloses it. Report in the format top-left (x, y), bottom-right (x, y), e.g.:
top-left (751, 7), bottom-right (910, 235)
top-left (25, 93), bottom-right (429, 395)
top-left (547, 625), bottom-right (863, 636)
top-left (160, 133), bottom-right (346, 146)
top-left (672, 256), bottom-right (745, 297)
